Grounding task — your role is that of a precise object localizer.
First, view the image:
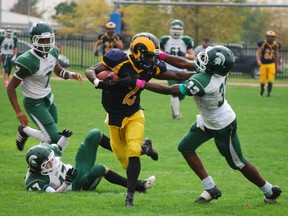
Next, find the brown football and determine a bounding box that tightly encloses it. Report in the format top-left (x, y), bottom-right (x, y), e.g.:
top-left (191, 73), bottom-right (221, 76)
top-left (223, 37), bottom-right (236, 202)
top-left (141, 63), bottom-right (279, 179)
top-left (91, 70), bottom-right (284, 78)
top-left (96, 70), bottom-right (119, 83)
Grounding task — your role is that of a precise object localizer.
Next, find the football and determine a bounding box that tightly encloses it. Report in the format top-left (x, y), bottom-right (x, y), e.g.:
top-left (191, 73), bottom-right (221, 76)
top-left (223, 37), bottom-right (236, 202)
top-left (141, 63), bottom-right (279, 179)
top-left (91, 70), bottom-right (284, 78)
top-left (96, 70), bottom-right (119, 83)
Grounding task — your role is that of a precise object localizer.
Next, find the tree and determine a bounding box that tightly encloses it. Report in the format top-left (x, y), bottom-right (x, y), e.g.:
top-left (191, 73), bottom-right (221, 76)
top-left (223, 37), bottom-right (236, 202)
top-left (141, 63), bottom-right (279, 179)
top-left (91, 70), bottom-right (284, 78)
top-left (53, 0), bottom-right (111, 35)
top-left (11, 0), bottom-right (41, 18)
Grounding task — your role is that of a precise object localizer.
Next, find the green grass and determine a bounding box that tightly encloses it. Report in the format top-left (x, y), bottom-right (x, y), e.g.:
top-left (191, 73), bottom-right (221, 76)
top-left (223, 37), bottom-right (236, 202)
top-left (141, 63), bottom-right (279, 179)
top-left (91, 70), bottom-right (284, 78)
top-left (0, 78), bottom-right (287, 216)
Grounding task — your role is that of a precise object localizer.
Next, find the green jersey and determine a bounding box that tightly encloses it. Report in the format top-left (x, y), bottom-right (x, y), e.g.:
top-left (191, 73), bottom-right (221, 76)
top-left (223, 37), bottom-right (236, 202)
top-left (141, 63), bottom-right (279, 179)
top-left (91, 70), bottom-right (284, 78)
top-left (180, 72), bottom-right (236, 130)
top-left (14, 47), bottom-right (59, 99)
top-left (25, 143), bottom-right (73, 192)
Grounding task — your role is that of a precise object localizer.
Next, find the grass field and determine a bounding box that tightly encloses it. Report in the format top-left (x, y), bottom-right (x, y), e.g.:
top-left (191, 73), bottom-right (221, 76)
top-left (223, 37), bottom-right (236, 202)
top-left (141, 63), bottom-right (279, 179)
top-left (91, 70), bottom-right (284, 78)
top-left (0, 77), bottom-right (287, 216)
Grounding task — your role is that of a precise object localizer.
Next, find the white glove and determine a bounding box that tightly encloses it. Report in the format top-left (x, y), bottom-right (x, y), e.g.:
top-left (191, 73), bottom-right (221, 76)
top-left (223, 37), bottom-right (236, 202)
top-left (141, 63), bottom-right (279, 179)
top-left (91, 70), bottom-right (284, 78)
top-left (11, 55), bottom-right (17, 62)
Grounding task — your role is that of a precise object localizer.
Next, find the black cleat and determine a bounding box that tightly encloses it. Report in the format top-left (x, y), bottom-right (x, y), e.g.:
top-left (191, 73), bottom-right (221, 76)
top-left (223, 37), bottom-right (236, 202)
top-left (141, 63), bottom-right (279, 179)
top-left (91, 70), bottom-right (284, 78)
top-left (16, 125), bottom-right (28, 151)
top-left (136, 176), bottom-right (156, 193)
top-left (195, 186), bottom-right (222, 203)
top-left (125, 192), bottom-right (135, 207)
top-left (141, 138), bottom-right (158, 161)
top-left (264, 186), bottom-right (282, 204)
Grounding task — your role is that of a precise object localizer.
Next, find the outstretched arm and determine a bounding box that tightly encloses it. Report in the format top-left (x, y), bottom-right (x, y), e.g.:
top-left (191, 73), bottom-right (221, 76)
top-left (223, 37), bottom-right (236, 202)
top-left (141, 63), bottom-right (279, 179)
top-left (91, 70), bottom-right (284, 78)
top-left (144, 82), bottom-right (182, 96)
top-left (156, 50), bottom-right (197, 71)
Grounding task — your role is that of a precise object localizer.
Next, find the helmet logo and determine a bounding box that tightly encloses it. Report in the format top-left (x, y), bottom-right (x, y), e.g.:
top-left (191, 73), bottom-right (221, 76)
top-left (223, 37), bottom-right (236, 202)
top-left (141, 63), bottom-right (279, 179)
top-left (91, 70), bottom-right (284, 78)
top-left (29, 155), bottom-right (38, 167)
top-left (214, 52), bottom-right (225, 66)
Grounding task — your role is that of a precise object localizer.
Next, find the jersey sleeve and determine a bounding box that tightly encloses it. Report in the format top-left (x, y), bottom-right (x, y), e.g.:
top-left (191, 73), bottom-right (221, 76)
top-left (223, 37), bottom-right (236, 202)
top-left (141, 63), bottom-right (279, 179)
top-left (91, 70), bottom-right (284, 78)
top-left (257, 40), bottom-right (264, 47)
top-left (102, 49), bottom-right (127, 69)
top-left (182, 36), bottom-right (194, 48)
top-left (182, 73), bottom-right (207, 96)
top-left (14, 55), bottom-right (34, 80)
top-left (25, 173), bottom-right (50, 191)
top-left (159, 36), bottom-right (169, 50)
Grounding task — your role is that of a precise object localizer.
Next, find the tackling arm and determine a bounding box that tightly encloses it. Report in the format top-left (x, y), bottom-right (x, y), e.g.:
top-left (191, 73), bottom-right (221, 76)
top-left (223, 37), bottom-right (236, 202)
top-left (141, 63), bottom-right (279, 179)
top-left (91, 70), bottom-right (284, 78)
top-left (144, 82), bottom-right (182, 96)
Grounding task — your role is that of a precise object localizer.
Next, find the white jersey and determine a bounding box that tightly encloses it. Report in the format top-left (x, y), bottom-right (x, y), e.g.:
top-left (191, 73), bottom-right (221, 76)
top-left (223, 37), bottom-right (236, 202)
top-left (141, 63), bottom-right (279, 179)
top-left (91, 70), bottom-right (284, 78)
top-left (0, 35), bottom-right (17, 55)
top-left (159, 35), bottom-right (194, 72)
top-left (181, 72), bottom-right (236, 130)
top-left (14, 47), bottom-right (58, 99)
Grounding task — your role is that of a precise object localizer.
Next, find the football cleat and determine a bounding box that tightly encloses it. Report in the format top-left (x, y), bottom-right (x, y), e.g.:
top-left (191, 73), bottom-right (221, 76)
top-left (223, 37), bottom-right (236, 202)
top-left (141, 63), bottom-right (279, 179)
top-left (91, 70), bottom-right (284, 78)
top-left (195, 186), bottom-right (222, 203)
top-left (136, 176), bottom-right (156, 193)
top-left (125, 192), bottom-right (135, 207)
top-left (141, 138), bottom-right (158, 161)
top-left (264, 186), bottom-right (282, 204)
top-left (16, 125), bottom-right (28, 151)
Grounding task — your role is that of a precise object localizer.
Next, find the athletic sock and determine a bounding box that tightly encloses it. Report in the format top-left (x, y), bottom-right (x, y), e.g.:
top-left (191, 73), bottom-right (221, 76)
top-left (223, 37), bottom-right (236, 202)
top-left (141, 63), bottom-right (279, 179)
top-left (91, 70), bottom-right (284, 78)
top-left (201, 176), bottom-right (216, 190)
top-left (260, 181), bottom-right (273, 197)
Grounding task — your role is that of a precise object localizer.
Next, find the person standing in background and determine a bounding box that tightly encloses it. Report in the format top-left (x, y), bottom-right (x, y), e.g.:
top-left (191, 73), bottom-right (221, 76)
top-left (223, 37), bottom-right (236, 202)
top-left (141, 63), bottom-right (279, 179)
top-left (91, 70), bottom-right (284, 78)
top-left (159, 19), bottom-right (195, 120)
top-left (194, 37), bottom-right (210, 56)
top-left (93, 22), bottom-right (124, 57)
top-left (256, 31), bottom-right (280, 97)
top-left (0, 25), bottom-right (18, 87)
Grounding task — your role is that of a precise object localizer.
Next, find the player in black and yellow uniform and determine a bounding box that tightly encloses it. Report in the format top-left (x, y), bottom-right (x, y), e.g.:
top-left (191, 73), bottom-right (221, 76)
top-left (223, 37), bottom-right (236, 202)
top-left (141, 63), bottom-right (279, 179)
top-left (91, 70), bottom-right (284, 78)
top-left (256, 31), bottom-right (281, 97)
top-left (86, 32), bottom-right (194, 207)
top-left (93, 22), bottom-right (124, 56)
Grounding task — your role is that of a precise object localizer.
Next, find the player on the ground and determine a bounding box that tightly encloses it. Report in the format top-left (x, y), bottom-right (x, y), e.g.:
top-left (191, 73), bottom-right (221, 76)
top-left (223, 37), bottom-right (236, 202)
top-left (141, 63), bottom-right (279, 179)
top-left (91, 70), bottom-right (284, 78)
top-left (25, 128), bottom-right (156, 193)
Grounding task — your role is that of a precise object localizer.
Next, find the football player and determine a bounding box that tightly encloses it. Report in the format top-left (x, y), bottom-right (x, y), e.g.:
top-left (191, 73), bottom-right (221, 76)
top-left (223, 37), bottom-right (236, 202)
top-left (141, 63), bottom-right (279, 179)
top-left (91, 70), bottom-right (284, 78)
top-left (7, 22), bottom-right (82, 151)
top-left (85, 32), bottom-right (194, 207)
top-left (93, 21), bottom-right (124, 56)
top-left (0, 25), bottom-right (18, 87)
top-left (25, 128), bottom-right (155, 193)
top-left (256, 31), bottom-right (281, 97)
top-left (159, 19), bottom-right (195, 120)
top-left (128, 45), bottom-right (282, 204)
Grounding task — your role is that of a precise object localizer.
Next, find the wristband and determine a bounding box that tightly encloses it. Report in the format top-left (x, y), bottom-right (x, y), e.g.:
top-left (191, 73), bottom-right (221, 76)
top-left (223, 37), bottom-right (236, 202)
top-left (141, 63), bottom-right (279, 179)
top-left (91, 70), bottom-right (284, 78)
top-left (93, 78), bottom-right (100, 87)
top-left (136, 79), bottom-right (146, 89)
top-left (158, 52), bottom-right (166, 60)
top-left (68, 72), bottom-right (74, 79)
top-left (60, 69), bottom-right (67, 78)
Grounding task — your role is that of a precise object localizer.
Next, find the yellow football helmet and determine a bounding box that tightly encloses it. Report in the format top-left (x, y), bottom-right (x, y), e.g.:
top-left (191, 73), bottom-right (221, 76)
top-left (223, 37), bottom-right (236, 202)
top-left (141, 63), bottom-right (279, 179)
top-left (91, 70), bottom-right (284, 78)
top-left (266, 31), bottom-right (276, 37)
top-left (105, 22), bottom-right (116, 29)
top-left (130, 32), bottom-right (160, 70)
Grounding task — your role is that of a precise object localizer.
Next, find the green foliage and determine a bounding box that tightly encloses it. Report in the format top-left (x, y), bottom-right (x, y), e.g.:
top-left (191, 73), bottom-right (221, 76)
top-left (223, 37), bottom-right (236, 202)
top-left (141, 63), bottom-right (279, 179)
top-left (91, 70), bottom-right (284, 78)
top-left (52, 2), bottom-right (78, 20)
top-left (11, 0), bottom-right (41, 17)
top-left (54, 0), bottom-right (111, 35)
top-left (0, 78), bottom-right (287, 215)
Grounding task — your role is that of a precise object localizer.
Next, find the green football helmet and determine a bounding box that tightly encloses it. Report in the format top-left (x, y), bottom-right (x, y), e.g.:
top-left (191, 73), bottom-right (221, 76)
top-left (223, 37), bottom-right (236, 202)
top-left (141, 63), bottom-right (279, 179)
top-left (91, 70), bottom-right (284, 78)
top-left (195, 45), bottom-right (235, 76)
top-left (170, 19), bottom-right (184, 38)
top-left (130, 32), bottom-right (160, 70)
top-left (30, 21), bottom-right (55, 54)
top-left (26, 145), bottom-right (59, 175)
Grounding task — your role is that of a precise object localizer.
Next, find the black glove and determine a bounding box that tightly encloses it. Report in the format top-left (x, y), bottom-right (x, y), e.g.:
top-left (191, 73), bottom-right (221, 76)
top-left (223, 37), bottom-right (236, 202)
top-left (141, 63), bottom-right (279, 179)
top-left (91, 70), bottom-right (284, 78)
top-left (65, 168), bottom-right (77, 184)
top-left (94, 50), bottom-right (99, 56)
top-left (177, 50), bottom-right (187, 57)
top-left (116, 73), bottom-right (137, 88)
top-left (58, 129), bottom-right (73, 138)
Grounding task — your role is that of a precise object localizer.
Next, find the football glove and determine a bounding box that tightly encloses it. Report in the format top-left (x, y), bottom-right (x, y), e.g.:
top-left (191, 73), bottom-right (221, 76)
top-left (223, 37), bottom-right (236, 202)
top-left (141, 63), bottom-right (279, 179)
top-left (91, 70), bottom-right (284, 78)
top-left (94, 50), bottom-right (99, 56)
top-left (58, 129), bottom-right (73, 138)
top-left (116, 73), bottom-right (137, 88)
top-left (177, 50), bottom-right (187, 57)
top-left (65, 168), bottom-right (77, 184)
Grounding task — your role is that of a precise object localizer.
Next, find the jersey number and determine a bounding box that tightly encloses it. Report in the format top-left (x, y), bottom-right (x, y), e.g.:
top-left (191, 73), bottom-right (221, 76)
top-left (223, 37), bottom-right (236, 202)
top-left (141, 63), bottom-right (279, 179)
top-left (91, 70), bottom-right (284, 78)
top-left (218, 83), bottom-right (225, 107)
top-left (122, 87), bottom-right (140, 106)
top-left (264, 49), bottom-right (275, 60)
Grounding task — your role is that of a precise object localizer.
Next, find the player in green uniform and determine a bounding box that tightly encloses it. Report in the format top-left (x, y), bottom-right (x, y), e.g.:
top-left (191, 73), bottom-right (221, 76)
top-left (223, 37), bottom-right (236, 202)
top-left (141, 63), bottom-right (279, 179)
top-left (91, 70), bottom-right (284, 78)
top-left (0, 25), bottom-right (18, 87)
top-left (129, 45), bottom-right (282, 204)
top-left (25, 128), bottom-right (155, 193)
top-left (7, 22), bottom-right (82, 151)
top-left (86, 32), bottom-right (194, 207)
top-left (159, 19), bottom-right (195, 119)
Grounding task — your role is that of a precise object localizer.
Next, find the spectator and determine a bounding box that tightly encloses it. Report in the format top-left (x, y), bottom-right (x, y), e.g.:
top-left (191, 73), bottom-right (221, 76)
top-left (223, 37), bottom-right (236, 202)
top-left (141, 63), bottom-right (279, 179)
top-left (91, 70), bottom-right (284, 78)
top-left (194, 37), bottom-right (210, 56)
